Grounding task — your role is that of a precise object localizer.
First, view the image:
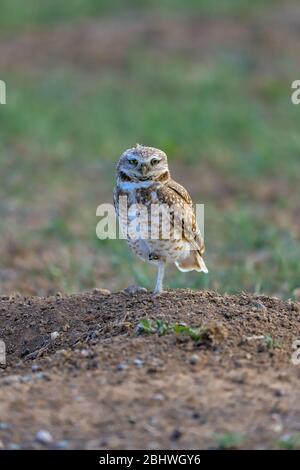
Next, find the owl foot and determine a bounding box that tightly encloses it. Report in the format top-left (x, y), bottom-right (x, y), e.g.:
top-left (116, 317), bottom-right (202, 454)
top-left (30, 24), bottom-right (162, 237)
top-left (123, 285), bottom-right (148, 295)
top-left (152, 288), bottom-right (163, 297)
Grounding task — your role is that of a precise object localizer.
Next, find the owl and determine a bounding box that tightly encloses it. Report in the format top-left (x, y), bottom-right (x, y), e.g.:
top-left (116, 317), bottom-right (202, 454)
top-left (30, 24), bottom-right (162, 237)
top-left (113, 144), bottom-right (208, 294)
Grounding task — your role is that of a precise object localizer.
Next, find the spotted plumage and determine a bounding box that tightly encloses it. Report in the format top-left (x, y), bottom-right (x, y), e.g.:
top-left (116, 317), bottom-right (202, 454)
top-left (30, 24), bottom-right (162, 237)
top-left (113, 144), bottom-right (208, 294)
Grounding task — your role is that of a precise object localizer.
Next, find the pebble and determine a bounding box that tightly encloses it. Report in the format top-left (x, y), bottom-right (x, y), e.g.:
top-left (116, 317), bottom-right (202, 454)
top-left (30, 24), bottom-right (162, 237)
top-left (116, 363), bottom-right (128, 371)
top-left (270, 414), bottom-right (283, 433)
top-left (0, 422), bottom-right (10, 430)
top-left (147, 441), bottom-right (160, 450)
top-left (36, 429), bottom-right (54, 444)
top-left (7, 443), bottom-right (21, 450)
top-left (170, 428), bottom-right (182, 441)
top-left (80, 349), bottom-right (91, 357)
top-left (123, 285), bottom-right (147, 295)
top-left (93, 288), bottom-right (111, 295)
top-left (57, 440), bottom-right (69, 449)
top-left (50, 331), bottom-right (60, 341)
top-left (1, 374), bottom-right (21, 386)
top-left (0, 372), bottom-right (48, 386)
top-left (189, 354), bottom-right (199, 365)
top-left (251, 301), bottom-right (267, 312)
top-left (133, 358), bottom-right (144, 367)
top-left (153, 393), bottom-right (164, 401)
top-left (288, 300), bottom-right (299, 312)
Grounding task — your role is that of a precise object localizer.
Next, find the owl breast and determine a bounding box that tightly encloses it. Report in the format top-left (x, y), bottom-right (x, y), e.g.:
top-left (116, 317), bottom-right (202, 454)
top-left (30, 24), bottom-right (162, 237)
top-left (114, 181), bottom-right (188, 264)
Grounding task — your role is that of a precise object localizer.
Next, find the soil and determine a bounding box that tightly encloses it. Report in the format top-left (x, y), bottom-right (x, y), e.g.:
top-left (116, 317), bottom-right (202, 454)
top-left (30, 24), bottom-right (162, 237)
top-left (0, 289), bottom-right (300, 449)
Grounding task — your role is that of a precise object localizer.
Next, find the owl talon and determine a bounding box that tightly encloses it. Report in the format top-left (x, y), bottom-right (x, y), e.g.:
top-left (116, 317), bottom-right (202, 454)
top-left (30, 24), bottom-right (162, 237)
top-left (152, 289), bottom-right (163, 296)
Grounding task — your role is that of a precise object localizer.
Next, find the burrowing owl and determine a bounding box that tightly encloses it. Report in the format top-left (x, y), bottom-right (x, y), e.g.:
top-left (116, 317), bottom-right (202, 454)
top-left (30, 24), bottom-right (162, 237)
top-left (114, 144), bottom-right (208, 294)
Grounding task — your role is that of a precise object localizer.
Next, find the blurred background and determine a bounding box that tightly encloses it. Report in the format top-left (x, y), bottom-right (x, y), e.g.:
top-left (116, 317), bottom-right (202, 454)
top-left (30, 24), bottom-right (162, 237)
top-left (0, 0), bottom-right (299, 298)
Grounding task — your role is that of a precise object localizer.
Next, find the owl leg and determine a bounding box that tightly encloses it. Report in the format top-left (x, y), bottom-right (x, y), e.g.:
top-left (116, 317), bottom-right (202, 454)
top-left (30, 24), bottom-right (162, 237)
top-left (153, 261), bottom-right (165, 294)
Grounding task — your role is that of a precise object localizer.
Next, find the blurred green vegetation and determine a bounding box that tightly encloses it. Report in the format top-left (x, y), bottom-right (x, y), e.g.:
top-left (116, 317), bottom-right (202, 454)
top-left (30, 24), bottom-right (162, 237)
top-left (0, 0), bottom-right (279, 29)
top-left (0, 0), bottom-right (299, 297)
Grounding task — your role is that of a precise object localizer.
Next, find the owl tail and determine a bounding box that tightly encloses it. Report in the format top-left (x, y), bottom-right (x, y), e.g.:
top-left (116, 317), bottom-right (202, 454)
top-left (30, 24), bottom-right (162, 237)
top-left (175, 251), bottom-right (208, 273)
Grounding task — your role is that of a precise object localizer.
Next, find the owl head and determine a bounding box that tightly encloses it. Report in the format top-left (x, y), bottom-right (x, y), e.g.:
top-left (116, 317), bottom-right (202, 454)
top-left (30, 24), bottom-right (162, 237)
top-left (117, 144), bottom-right (169, 181)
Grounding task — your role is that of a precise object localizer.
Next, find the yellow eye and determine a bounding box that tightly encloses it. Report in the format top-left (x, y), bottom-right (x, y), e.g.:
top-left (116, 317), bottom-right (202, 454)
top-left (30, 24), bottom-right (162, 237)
top-left (128, 158), bottom-right (138, 166)
top-left (151, 158), bottom-right (160, 166)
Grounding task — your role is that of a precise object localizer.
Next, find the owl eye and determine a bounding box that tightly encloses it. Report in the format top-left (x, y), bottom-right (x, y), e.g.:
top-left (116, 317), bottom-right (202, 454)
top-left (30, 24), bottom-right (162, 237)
top-left (151, 158), bottom-right (160, 166)
top-left (128, 158), bottom-right (138, 166)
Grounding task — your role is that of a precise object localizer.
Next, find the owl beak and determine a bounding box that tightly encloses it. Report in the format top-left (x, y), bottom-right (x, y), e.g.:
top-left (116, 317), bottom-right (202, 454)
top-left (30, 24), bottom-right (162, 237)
top-left (140, 163), bottom-right (148, 176)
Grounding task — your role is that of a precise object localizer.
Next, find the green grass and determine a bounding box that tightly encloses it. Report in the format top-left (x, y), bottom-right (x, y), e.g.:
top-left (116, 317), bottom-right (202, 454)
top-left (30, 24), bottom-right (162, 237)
top-left (0, 1), bottom-right (299, 297)
top-left (0, 0), bottom-right (280, 30)
top-left (277, 434), bottom-right (300, 450)
top-left (213, 432), bottom-right (245, 449)
top-left (136, 318), bottom-right (208, 342)
top-left (263, 335), bottom-right (282, 350)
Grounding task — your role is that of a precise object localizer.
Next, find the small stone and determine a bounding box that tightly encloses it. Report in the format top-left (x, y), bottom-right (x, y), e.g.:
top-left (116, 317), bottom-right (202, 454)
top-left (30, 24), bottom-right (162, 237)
top-left (31, 364), bottom-right (41, 372)
top-left (270, 414), bottom-right (283, 433)
top-left (7, 443), bottom-right (21, 450)
top-left (57, 440), bottom-right (69, 449)
top-left (123, 285), bottom-right (147, 295)
top-left (36, 429), bottom-right (53, 444)
top-left (50, 331), bottom-right (59, 341)
top-left (133, 358), bottom-right (144, 367)
top-left (1, 374), bottom-right (21, 386)
top-left (93, 288), bottom-right (111, 295)
top-left (251, 301), bottom-right (267, 312)
top-left (62, 324), bottom-right (70, 332)
top-left (0, 422), bottom-right (10, 430)
top-left (170, 428), bottom-right (182, 441)
top-left (21, 374), bottom-right (34, 383)
top-left (189, 354), bottom-right (199, 365)
top-left (147, 441), bottom-right (160, 449)
top-left (153, 393), bottom-right (164, 401)
top-left (116, 363), bottom-right (127, 371)
top-left (36, 372), bottom-right (48, 380)
top-left (80, 349), bottom-right (90, 357)
top-left (288, 300), bottom-right (299, 312)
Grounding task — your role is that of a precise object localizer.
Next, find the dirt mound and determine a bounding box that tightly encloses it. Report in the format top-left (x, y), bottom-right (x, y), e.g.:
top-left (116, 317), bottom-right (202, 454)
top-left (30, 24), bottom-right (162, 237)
top-left (0, 289), bottom-right (300, 449)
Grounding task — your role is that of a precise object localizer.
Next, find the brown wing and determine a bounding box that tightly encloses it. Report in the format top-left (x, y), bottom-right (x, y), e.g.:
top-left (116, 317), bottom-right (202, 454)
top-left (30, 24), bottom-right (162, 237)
top-left (156, 179), bottom-right (205, 255)
top-left (166, 179), bottom-right (193, 205)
